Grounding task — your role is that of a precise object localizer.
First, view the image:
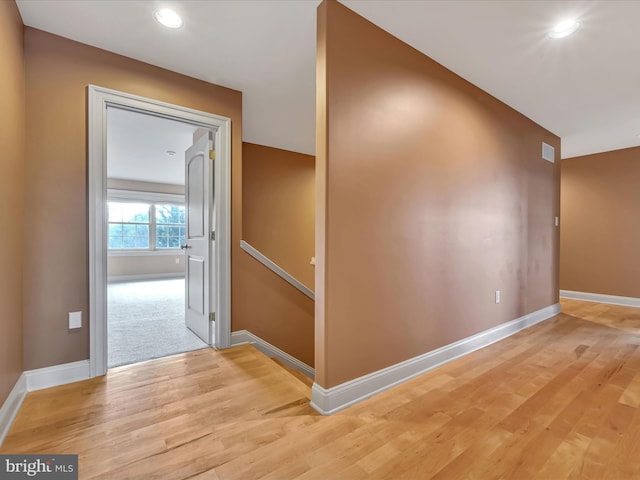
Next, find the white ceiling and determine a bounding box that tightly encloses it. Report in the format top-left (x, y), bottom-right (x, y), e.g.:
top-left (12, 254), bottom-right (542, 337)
top-left (16, 0), bottom-right (640, 159)
top-left (107, 107), bottom-right (198, 185)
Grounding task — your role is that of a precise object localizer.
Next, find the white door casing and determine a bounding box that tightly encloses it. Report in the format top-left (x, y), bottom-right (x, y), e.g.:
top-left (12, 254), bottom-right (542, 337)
top-left (184, 132), bottom-right (212, 343)
top-left (88, 85), bottom-right (232, 377)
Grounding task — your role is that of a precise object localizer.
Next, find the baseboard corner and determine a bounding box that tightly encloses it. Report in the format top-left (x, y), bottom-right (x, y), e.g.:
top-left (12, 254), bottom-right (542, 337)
top-left (0, 373), bottom-right (27, 447)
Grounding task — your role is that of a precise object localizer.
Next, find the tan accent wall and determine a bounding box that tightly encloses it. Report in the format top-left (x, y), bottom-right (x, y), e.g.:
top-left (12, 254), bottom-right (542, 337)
top-left (236, 142), bottom-right (315, 367)
top-left (560, 147), bottom-right (640, 298)
top-left (0, 0), bottom-right (25, 405)
top-left (23, 28), bottom-right (242, 370)
top-left (108, 255), bottom-right (185, 278)
top-left (242, 142), bottom-right (315, 288)
top-left (316, 1), bottom-right (560, 388)
top-left (234, 253), bottom-right (315, 367)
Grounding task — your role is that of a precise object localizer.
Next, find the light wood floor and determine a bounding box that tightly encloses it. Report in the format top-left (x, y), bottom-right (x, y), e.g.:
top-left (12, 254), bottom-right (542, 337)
top-left (3, 299), bottom-right (640, 479)
top-left (561, 298), bottom-right (640, 334)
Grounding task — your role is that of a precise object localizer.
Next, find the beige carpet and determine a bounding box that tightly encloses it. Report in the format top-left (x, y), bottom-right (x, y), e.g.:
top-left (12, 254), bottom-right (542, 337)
top-left (108, 278), bottom-right (208, 367)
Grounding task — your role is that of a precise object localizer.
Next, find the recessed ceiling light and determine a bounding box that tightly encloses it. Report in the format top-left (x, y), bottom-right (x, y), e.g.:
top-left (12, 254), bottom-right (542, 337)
top-left (549, 19), bottom-right (580, 39)
top-left (154, 8), bottom-right (183, 29)
top-left (166, 150), bottom-right (176, 156)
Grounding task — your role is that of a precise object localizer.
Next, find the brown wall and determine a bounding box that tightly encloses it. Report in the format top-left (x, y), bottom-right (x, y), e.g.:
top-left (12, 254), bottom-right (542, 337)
top-left (235, 142), bottom-right (315, 367)
top-left (234, 254), bottom-right (315, 367)
top-left (560, 147), bottom-right (640, 298)
top-left (243, 142), bottom-right (315, 288)
top-left (316, 1), bottom-right (561, 388)
top-left (23, 28), bottom-right (242, 370)
top-left (0, 0), bottom-right (25, 404)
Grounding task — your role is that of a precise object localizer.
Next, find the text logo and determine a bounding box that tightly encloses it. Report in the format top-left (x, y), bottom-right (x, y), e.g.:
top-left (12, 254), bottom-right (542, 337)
top-left (0, 455), bottom-right (77, 479)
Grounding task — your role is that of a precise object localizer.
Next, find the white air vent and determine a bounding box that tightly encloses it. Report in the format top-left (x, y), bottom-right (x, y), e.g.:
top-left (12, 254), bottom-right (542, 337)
top-left (542, 142), bottom-right (555, 163)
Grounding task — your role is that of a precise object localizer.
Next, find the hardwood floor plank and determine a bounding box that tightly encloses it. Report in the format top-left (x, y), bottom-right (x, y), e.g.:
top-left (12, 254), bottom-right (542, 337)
top-left (429, 427), bottom-right (513, 480)
top-left (536, 431), bottom-right (592, 479)
top-left (619, 370), bottom-right (640, 408)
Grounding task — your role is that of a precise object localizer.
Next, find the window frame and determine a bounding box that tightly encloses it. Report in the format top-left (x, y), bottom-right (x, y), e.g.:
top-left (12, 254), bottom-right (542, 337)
top-left (154, 204), bottom-right (187, 250)
top-left (107, 189), bottom-right (185, 256)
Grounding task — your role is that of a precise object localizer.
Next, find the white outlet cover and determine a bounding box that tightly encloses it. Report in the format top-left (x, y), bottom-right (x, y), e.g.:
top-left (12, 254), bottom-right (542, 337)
top-left (69, 311), bottom-right (82, 329)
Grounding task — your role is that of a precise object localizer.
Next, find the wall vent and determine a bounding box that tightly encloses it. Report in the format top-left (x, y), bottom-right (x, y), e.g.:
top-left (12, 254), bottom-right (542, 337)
top-left (542, 142), bottom-right (555, 163)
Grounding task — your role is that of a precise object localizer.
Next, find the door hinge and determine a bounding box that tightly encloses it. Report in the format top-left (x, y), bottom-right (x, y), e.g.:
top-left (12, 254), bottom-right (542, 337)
top-left (209, 150), bottom-right (215, 161)
top-left (209, 312), bottom-right (215, 321)
top-left (210, 231), bottom-right (215, 241)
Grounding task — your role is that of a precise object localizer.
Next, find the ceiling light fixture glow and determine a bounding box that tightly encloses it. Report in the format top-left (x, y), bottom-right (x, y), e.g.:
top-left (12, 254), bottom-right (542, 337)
top-left (549, 19), bottom-right (580, 39)
top-left (154, 8), bottom-right (183, 29)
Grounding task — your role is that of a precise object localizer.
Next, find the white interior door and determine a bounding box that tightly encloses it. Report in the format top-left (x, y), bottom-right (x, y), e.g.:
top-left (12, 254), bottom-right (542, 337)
top-left (184, 132), bottom-right (212, 343)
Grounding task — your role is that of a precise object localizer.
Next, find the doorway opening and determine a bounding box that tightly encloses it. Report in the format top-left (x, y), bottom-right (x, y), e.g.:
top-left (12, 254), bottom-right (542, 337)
top-left (106, 107), bottom-right (210, 367)
top-left (89, 86), bottom-right (232, 377)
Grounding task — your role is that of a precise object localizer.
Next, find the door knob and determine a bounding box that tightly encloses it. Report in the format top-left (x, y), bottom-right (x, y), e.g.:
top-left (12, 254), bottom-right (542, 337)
top-left (180, 244), bottom-right (192, 250)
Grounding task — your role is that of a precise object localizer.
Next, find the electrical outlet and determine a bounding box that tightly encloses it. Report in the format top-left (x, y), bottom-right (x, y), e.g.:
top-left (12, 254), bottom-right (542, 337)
top-left (495, 291), bottom-right (501, 304)
top-left (175, 257), bottom-right (180, 264)
top-left (555, 216), bottom-right (559, 227)
top-left (69, 311), bottom-right (82, 329)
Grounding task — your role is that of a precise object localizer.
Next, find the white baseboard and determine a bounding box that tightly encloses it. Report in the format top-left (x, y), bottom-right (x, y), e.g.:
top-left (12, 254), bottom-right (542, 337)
top-left (25, 360), bottom-right (91, 392)
top-left (311, 303), bottom-right (561, 415)
top-left (108, 273), bottom-right (184, 283)
top-left (0, 373), bottom-right (27, 447)
top-left (0, 360), bottom-right (92, 446)
top-left (560, 290), bottom-right (640, 308)
top-left (231, 330), bottom-right (314, 379)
